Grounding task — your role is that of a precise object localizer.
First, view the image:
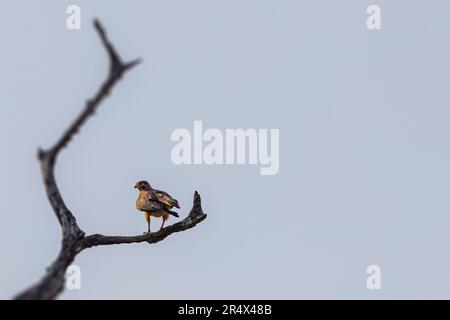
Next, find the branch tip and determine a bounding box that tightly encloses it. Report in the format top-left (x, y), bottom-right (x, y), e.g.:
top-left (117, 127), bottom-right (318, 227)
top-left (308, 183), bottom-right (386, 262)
top-left (37, 148), bottom-right (46, 160)
top-left (124, 58), bottom-right (143, 70)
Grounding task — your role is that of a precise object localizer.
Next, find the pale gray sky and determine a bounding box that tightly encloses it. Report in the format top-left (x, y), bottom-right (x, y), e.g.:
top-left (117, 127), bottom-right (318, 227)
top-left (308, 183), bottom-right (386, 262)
top-left (1, 1), bottom-right (450, 299)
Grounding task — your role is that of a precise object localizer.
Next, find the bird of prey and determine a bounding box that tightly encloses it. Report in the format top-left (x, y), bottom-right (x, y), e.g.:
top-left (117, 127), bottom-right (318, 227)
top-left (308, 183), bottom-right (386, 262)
top-left (134, 180), bottom-right (180, 234)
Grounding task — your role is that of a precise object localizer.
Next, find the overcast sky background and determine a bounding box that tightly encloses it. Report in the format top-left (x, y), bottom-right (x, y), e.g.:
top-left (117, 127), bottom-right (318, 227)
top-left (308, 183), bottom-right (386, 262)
top-left (1, 0), bottom-right (450, 299)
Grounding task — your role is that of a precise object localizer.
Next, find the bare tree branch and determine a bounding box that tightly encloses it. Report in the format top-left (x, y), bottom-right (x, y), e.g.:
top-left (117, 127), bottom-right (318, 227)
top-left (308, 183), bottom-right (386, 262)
top-left (77, 192), bottom-right (206, 251)
top-left (14, 19), bottom-right (207, 300)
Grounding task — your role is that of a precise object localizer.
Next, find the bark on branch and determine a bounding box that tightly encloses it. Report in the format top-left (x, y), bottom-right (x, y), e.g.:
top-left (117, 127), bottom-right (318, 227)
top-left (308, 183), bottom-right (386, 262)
top-left (14, 19), bottom-right (207, 300)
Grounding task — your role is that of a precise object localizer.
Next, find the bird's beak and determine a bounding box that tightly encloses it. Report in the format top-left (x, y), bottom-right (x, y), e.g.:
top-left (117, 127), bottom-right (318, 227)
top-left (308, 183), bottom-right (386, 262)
top-left (134, 183), bottom-right (138, 189)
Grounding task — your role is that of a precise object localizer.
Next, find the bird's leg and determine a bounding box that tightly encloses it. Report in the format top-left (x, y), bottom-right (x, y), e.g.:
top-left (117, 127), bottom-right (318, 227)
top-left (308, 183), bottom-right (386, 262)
top-left (145, 212), bottom-right (151, 234)
top-left (160, 214), bottom-right (168, 230)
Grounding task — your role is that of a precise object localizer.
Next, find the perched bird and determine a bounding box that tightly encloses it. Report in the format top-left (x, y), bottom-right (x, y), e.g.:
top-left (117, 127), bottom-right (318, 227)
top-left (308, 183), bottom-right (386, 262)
top-left (134, 180), bottom-right (180, 234)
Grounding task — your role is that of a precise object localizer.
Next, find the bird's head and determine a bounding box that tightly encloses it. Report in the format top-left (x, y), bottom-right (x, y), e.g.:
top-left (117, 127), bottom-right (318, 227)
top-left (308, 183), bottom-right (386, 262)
top-left (134, 180), bottom-right (152, 191)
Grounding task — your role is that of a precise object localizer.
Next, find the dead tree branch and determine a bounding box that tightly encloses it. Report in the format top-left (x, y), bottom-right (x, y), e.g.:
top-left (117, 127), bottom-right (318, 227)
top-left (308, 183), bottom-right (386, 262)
top-left (14, 19), bottom-right (207, 300)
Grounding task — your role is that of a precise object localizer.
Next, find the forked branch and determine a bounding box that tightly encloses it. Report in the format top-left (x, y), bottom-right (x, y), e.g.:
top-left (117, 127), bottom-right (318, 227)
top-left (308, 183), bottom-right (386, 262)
top-left (14, 19), bottom-right (207, 300)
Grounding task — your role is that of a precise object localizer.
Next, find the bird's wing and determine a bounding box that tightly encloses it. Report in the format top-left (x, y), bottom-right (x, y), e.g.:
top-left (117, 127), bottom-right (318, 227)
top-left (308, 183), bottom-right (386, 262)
top-left (137, 192), bottom-right (164, 212)
top-left (155, 189), bottom-right (180, 209)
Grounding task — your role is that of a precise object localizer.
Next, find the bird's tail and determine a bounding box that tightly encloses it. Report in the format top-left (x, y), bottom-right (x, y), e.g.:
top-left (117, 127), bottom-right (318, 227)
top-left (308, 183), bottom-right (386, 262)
top-left (166, 210), bottom-right (179, 218)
